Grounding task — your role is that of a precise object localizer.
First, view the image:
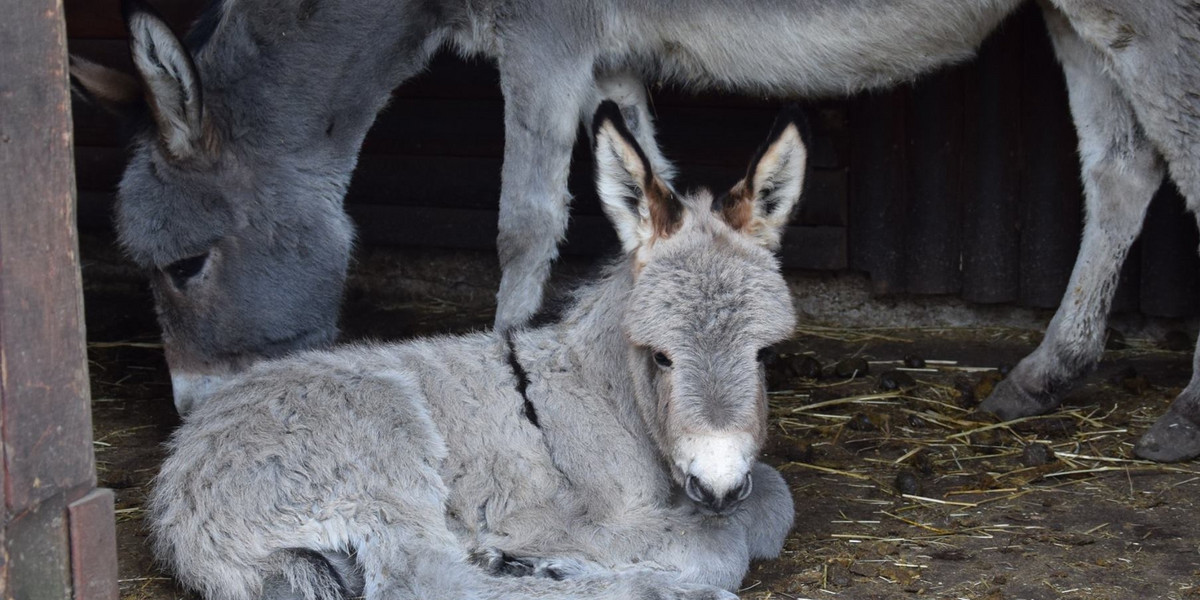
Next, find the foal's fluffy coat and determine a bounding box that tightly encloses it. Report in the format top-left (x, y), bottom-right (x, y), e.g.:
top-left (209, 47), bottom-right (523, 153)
top-left (149, 104), bottom-right (808, 600)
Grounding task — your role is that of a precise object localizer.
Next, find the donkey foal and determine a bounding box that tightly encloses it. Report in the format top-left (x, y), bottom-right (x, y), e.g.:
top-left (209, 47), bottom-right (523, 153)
top-left (149, 103), bottom-right (807, 600)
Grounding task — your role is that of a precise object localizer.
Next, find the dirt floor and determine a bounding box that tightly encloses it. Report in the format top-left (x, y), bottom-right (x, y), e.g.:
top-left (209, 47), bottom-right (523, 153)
top-left (80, 235), bottom-right (1200, 600)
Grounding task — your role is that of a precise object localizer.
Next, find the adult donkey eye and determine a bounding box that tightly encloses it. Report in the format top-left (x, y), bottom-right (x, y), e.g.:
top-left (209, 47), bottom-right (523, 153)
top-left (163, 252), bottom-right (210, 288)
top-left (653, 352), bottom-right (673, 368)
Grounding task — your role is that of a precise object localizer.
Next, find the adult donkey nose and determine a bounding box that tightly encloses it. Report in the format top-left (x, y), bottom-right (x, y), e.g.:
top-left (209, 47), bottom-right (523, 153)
top-left (685, 472), bottom-right (753, 514)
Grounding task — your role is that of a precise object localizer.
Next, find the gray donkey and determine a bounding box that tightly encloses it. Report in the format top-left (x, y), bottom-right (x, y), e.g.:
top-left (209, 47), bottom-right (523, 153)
top-left (147, 103), bottom-right (804, 600)
top-left (76, 1), bottom-right (1200, 460)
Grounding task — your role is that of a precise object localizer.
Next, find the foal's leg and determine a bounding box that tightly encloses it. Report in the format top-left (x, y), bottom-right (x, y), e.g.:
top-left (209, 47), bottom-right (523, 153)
top-left (495, 463), bottom-right (792, 592)
top-left (980, 6), bottom-right (1164, 419)
top-left (355, 524), bottom-right (734, 600)
top-left (493, 55), bottom-right (596, 331)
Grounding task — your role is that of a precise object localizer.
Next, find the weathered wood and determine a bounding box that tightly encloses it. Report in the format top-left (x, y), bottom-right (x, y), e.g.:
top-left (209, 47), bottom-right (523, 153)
top-left (960, 18), bottom-right (1022, 304)
top-left (347, 205), bottom-right (846, 269)
top-left (1140, 183), bottom-right (1200, 317)
top-left (65, 0), bottom-right (204, 40)
top-left (1017, 7), bottom-right (1082, 309)
top-left (2, 0), bottom-right (112, 598)
top-left (2, 0), bottom-right (94, 515)
top-left (68, 490), bottom-right (119, 600)
top-left (848, 88), bottom-right (909, 294)
top-left (5, 496), bottom-right (71, 600)
top-left (903, 66), bottom-right (965, 295)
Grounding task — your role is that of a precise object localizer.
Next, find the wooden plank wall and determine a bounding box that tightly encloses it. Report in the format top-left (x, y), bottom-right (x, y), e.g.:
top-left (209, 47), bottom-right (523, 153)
top-left (66, 1), bottom-right (1200, 317)
top-left (1, 0), bottom-right (117, 598)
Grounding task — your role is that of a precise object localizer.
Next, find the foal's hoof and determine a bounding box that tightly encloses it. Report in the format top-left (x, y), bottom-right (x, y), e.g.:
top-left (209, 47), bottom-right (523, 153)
top-left (1135, 411), bottom-right (1200, 462)
top-left (979, 378), bottom-right (1056, 421)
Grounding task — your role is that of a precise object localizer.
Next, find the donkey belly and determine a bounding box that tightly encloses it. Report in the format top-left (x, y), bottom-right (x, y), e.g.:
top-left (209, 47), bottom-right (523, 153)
top-left (621, 0), bottom-right (1024, 95)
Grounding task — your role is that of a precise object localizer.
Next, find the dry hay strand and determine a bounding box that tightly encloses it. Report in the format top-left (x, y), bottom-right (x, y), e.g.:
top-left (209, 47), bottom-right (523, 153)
top-left (89, 340), bottom-right (164, 349)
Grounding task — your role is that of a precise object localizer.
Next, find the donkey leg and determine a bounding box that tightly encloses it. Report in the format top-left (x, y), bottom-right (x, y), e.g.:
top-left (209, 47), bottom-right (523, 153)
top-left (508, 463), bottom-right (789, 592)
top-left (739, 462), bottom-right (794, 561)
top-left (648, 462), bottom-right (792, 589)
top-left (593, 72), bottom-right (677, 184)
top-left (980, 8), bottom-right (1164, 419)
top-left (493, 57), bottom-right (596, 331)
top-left (1044, 3), bottom-right (1200, 461)
top-left (1135, 210), bottom-right (1200, 462)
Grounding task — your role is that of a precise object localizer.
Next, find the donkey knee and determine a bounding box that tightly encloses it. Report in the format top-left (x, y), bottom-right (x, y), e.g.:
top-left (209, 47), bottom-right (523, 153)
top-left (741, 463), bottom-right (793, 560)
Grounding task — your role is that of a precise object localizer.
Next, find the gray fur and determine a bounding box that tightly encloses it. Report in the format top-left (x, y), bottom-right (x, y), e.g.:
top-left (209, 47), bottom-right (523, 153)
top-left (76, 0), bottom-right (1200, 457)
top-left (148, 108), bottom-right (803, 600)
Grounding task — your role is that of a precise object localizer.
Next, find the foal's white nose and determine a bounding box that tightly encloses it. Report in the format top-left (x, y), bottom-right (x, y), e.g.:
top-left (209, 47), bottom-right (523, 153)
top-left (675, 431), bottom-right (756, 503)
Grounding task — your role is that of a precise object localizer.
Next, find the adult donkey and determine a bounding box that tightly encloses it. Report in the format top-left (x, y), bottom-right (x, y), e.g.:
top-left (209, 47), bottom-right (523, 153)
top-left (76, 1), bottom-right (1200, 460)
top-left (148, 102), bottom-right (802, 600)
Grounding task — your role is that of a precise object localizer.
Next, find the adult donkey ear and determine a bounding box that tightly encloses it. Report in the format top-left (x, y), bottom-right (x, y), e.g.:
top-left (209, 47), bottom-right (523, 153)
top-left (69, 55), bottom-right (147, 123)
top-left (123, 0), bottom-right (209, 162)
top-left (718, 106), bottom-right (808, 250)
top-left (592, 101), bottom-right (684, 255)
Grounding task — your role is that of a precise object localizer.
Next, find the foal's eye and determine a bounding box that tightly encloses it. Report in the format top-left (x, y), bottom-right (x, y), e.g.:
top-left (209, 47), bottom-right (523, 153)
top-left (163, 252), bottom-right (210, 288)
top-left (653, 352), bottom-right (673, 368)
top-left (756, 348), bottom-right (776, 365)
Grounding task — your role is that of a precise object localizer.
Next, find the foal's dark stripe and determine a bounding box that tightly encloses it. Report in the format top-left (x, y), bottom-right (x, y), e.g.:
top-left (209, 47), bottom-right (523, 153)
top-left (505, 333), bottom-right (540, 428)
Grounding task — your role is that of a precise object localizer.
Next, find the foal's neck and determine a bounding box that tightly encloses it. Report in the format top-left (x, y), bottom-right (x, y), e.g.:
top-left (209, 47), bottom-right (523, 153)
top-left (553, 262), bottom-right (639, 404)
top-left (194, 1), bottom-right (448, 155)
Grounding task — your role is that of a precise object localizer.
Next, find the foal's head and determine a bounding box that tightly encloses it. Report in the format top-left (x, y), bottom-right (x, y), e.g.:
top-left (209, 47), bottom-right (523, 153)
top-left (592, 102), bottom-right (804, 514)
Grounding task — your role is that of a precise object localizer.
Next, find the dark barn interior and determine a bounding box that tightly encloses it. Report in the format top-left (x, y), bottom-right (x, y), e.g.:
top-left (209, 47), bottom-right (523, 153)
top-left (16, 0), bottom-right (1199, 598)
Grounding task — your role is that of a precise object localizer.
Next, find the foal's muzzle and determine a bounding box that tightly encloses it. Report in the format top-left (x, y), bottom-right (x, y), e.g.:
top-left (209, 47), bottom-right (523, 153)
top-left (686, 472), bottom-right (753, 514)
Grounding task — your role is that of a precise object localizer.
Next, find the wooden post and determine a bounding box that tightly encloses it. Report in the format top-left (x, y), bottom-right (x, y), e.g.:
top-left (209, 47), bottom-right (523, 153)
top-left (0, 1), bottom-right (118, 599)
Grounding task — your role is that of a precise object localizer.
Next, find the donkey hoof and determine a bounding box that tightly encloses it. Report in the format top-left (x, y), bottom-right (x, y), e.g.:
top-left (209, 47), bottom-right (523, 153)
top-left (470, 548), bottom-right (536, 577)
top-left (1135, 411), bottom-right (1200, 462)
top-left (979, 378), bottom-right (1056, 421)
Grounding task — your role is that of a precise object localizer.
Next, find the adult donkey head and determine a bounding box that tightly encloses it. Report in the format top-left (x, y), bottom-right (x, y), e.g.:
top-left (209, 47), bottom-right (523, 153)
top-left (592, 102), bottom-right (805, 514)
top-left (70, 0), bottom-right (431, 414)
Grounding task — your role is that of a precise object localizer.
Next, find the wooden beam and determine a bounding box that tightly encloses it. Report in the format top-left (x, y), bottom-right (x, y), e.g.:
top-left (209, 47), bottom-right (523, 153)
top-left (1, 0), bottom-right (114, 598)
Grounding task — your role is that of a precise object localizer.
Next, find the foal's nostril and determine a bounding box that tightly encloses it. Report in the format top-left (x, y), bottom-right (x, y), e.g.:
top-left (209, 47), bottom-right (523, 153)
top-left (733, 472), bottom-right (753, 502)
top-left (685, 474), bottom-right (716, 506)
top-left (685, 473), bottom-right (752, 514)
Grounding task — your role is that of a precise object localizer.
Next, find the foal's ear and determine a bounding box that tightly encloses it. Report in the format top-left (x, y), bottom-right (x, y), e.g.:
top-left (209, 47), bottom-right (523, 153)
top-left (124, 0), bottom-right (209, 162)
top-left (717, 107), bottom-right (808, 250)
top-left (593, 101), bottom-right (683, 255)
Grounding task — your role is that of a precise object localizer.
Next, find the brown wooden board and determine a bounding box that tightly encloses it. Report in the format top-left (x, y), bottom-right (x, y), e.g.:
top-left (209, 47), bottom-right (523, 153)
top-left (1016, 7), bottom-right (1083, 309)
top-left (848, 87), bottom-right (909, 295)
top-left (4, 495), bottom-right (71, 600)
top-left (348, 205), bottom-right (845, 271)
top-left (1, 0), bottom-right (110, 597)
top-left (960, 18), bottom-right (1022, 304)
top-left (1140, 183), bottom-right (1200, 318)
top-left (68, 490), bottom-right (119, 600)
top-left (903, 66), bottom-right (965, 295)
top-left (1, 0), bottom-right (95, 516)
